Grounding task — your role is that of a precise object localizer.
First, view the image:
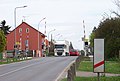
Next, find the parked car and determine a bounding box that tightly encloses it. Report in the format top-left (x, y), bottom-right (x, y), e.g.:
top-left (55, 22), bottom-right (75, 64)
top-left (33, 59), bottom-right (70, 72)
top-left (69, 49), bottom-right (80, 56)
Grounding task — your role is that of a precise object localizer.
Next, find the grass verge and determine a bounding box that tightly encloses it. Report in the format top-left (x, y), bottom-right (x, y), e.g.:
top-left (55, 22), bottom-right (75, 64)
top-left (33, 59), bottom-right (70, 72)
top-left (105, 61), bottom-right (120, 74)
top-left (77, 61), bottom-right (120, 74)
top-left (77, 61), bottom-right (93, 72)
top-left (62, 57), bottom-right (120, 81)
top-left (62, 76), bottom-right (120, 81)
top-left (0, 57), bottom-right (32, 65)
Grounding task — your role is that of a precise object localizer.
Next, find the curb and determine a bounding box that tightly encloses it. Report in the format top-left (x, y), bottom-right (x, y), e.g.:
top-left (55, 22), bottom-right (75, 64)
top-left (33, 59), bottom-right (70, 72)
top-left (55, 60), bottom-right (75, 81)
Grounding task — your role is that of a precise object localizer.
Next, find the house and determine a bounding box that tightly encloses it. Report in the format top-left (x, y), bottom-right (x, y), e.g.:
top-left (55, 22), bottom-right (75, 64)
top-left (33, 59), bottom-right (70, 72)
top-left (6, 22), bottom-right (46, 57)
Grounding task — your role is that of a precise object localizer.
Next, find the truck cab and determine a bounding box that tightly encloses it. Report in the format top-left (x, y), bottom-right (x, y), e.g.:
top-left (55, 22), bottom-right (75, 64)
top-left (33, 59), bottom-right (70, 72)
top-left (54, 40), bottom-right (69, 56)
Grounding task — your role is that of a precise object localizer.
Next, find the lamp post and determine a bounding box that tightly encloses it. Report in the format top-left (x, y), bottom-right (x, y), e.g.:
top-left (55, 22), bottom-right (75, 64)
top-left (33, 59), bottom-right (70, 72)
top-left (38, 17), bottom-right (46, 57)
top-left (48, 29), bottom-right (56, 55)
top-left (14, 5), bottom-right (27, 56)
top-left (48, 29), bottom-right (56, 41)
top-left (58, 35), bottom-right (63, 40)
top-left (54, 33), bottom-right (60, 40)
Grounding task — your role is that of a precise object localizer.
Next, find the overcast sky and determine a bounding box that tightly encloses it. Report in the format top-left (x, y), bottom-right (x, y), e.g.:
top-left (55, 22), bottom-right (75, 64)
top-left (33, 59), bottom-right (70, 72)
top-left (0, 0), bottom-right (118, 50)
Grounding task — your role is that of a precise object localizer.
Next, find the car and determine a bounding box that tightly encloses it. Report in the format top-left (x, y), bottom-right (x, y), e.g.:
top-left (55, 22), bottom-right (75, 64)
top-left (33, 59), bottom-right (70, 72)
top-left (69, 49), bottom-right (80, 56)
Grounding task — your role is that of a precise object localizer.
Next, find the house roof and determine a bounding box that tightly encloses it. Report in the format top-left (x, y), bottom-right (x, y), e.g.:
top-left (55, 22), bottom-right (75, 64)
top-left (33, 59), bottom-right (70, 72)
top-left (9, 22), bottom-right (46, 37)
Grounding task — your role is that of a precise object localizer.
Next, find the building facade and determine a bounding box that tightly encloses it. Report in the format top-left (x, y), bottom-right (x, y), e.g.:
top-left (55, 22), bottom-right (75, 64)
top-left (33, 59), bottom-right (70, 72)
top-left (6, 22), bottom-right (45, 57)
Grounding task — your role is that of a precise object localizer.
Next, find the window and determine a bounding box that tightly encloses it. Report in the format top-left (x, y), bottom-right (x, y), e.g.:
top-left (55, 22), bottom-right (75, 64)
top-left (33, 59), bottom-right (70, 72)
top-left (26, 28), bottom-right (29, 33)
top-left (19, 28), bottom-right (22, 33)
top-left (55, 44), bottom-right (65, 48)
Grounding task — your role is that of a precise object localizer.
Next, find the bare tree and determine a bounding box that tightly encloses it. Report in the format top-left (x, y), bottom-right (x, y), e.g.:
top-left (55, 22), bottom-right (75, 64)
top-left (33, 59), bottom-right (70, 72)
top-left (114, 0), bottom-right (120, 10)
top-left (112, 0), bottom-right (120, 17)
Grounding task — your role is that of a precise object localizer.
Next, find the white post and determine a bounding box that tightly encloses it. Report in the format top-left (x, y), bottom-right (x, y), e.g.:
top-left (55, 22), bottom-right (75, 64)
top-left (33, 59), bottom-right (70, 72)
top-left (33, 50), bottom-right (35, 57)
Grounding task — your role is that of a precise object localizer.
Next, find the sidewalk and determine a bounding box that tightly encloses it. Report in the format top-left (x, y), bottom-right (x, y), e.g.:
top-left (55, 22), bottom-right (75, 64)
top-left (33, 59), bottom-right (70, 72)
top-left (58, 71), bottom-right (120, 81)
top-left (76, 71), bottom-right (120, 77)
top-left (59, 71), bottom-right (120, 80)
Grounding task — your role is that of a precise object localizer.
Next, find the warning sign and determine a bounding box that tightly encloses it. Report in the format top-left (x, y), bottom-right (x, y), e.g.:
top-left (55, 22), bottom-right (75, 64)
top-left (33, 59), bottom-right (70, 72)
top-left (94, 39), bottom-right (105, 73)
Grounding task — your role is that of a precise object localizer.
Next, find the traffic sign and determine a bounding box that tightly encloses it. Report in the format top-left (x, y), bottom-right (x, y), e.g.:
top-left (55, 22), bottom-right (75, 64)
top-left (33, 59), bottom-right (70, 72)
top-left (94, 39), bottom-right (105, 73)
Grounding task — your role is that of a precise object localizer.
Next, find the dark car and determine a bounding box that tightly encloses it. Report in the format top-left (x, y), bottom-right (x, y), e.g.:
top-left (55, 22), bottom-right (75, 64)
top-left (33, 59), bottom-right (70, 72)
top-left (69, 49), bottom-right (80, 56)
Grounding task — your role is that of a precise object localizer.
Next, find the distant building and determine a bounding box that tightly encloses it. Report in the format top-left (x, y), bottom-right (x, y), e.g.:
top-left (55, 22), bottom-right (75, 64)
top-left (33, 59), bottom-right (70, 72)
top-left (6, 22), bottom-right (46, 57)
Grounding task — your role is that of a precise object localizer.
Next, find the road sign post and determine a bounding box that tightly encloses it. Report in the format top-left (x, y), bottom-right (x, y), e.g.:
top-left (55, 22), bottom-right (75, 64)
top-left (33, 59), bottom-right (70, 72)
top-left (94, 39), bottom-right (105, 81)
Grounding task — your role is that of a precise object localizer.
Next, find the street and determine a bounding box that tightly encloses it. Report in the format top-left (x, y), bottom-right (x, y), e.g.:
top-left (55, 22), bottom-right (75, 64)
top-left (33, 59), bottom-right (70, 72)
top-left (0, 56), bottom-right (77, 81)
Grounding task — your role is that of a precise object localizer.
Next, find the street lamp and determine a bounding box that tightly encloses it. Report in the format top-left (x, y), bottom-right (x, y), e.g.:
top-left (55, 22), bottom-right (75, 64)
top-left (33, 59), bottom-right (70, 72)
top-left (48, 29), bottom-right (56, 55)
top-left (14, 5), bottom-right (27, 56)
top-left (54, 33), bottom-right (60, 40)
top-left (48, 29), bottom-right (56, 41)
top-left (38, 17), bottom-right (46, 57)
top-left (58, 35), bottom-right (63, 40)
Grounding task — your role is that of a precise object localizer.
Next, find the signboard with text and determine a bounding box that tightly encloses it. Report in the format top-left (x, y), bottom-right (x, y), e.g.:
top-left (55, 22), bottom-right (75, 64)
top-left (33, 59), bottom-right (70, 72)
top-left (94, 39), bottom-right (105, 73)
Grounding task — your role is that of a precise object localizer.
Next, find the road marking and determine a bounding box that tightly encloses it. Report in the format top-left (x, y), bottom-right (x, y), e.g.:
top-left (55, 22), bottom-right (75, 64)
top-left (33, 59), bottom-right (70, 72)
top-left (0, 62), bottom-right (38, 77)
top-left (0, 58), bottom-right (56, 77)
top-left (55, 60), bottom-right (75, 81)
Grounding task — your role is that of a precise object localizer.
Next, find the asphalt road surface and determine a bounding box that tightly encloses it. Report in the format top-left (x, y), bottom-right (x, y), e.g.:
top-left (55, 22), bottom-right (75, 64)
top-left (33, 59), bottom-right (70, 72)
top-left (0, 56), bottom-right (77, 81)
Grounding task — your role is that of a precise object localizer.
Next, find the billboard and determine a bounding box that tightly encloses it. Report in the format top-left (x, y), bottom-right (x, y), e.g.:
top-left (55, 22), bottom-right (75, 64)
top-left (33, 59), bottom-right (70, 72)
top-left (94, 39), bottom-right (105, 73)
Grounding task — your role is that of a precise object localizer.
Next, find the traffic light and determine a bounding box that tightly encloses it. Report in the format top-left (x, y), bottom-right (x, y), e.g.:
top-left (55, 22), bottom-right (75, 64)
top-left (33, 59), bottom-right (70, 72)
top-left (85, 42), bottom-right (88, 46)
top-left (14, 45), bottom-right (17, 48)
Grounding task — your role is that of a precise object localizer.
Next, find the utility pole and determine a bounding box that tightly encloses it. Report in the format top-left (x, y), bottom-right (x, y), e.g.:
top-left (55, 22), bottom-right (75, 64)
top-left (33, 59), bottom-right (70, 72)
top-left (44, 21), bottom-right (47, 57)
top-left (48, 29), bottom-right (55, 55)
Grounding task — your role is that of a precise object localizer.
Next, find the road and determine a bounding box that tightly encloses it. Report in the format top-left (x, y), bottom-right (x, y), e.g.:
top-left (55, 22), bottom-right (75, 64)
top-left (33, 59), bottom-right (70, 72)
top-left (0, 56), bottom-right (77, 81)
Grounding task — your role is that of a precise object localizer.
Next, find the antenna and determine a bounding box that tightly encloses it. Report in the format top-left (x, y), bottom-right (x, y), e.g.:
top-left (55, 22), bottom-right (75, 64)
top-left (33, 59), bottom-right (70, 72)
top-left (22, 16), bottom-right (29, 22)
top-left (22, 16), bottom-right (26, 22)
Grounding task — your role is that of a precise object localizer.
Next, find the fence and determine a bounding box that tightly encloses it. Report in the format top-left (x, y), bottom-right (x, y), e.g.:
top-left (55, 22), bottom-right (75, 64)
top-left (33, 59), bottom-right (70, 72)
top-left (67, 55), bottom-right (83, 81)
top-left (0, 52), bottom-right (29, 63)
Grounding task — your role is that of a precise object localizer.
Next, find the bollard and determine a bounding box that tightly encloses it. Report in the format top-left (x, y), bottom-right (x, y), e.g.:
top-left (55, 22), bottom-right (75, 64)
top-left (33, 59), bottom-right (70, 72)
top-left (67, 69), bottom-right (72, 81)
top-left (70, 66), bottom-right (73, 81)
top-left (73, 63), bottom-right (76, 77)
top-left (67, 55), bottom-right (83, 81)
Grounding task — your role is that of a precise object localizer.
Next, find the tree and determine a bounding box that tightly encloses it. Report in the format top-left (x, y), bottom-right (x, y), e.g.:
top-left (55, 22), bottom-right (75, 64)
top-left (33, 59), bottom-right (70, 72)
top-left (90, 17), bottom-right (120, 59)
top-left (111, 0), bottom-right (120, 17)
top-left (89, 27), bottom-right (96, 47)
top-left (0, 30), bottom-right (6, 52)
top-left (0, 20), bottom-right (11, 35)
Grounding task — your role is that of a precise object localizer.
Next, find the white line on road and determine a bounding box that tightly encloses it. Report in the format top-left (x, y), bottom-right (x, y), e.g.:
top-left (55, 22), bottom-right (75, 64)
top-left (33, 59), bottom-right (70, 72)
top-left (0, 62), bottom-right (38, 77)
top-left (0, 58), bottom-right (56, 77)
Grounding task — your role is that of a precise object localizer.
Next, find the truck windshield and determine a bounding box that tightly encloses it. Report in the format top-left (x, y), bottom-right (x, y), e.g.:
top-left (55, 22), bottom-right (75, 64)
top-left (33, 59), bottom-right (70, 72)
top-left (55, 44), bottom-right (65, 48)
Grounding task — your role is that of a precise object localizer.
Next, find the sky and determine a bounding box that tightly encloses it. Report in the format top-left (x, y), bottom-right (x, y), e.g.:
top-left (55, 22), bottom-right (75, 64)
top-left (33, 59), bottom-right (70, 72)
top-left (0, 0), bottom-right (118, 50)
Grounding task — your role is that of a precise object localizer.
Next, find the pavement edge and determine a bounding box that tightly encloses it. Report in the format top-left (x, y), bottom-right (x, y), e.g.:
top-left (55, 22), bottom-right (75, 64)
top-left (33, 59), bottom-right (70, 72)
top-left (55, 60), bottom-right (75, 81)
